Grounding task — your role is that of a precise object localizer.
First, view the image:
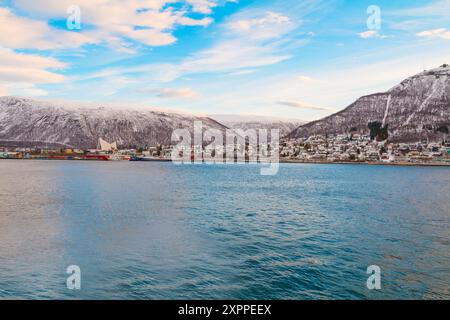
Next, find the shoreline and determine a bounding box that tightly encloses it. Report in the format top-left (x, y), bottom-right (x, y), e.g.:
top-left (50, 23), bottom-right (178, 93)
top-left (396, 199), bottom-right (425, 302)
top-left (1, 157), bottom-right (450, 167)
top-left (280, 159), bottom-right (450, 167)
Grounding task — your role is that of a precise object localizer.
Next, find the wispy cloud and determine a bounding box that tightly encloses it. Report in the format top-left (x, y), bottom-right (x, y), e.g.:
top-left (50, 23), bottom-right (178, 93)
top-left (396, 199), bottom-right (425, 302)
top-left (186, 0), bottom-right (221, 14)
top-left (277, 100), bottom-right (331, 111)
top-left (228, 11), bottom-right (293, 40)
top-left (180, 41), bottom-right (292, 75)
top-left (388, 0), bottom-right (450, 32)
top-left (0, 82), bottom-right (49, 97)
top-left (296, 75), bottom-right (314, 83)
top-left (417, 28), bottom-right (450, 40)
top-left (0, 44), bottom-right (68, 97)
top-left (0, 0), bottom-right (230, 96)
top-left (358, 30), bottom-right (388, 39)
top-left (167, 9), bottom-right (296, 78)
top-left (157, 88), bottom-right (200, 99)
top-left (0, 47), bottom-right (66, 84)
top-left (3, 0), bottom-right (447, 122)
top-left (11, 0), bottom-right (220, 50)
top-left (391, 0), bottom-right (450, 17)
top-left (227, 69), bottom-right (257, 76)
top-left (0, 7), bottom-right (96, 50)
top-left (74, 8), bottom-right (297, 84)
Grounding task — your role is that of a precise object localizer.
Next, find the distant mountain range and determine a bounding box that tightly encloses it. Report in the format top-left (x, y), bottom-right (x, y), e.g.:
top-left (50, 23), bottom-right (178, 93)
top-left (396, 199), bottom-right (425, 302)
top-left (289, 65), bottom-right (450, 142)
top-left (0, 97), bottom-right (226, 149)
top-left (1, 66), bottom-right (449, 149)
top-left (210, 114), bottom-right (305, 137)
top-left (0, 98), bottom-right (305, 149)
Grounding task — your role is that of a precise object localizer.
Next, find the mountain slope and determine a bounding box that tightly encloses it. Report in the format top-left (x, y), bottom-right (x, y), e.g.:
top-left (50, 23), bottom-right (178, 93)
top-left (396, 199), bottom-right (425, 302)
top-left (0, 97), bottom-right (227, 149)
top-left (222, 120), bottom-right (303, 137)
top-left (288, 65), bottom-right (450, 142)
top-left (211, 114), bottom-right (305, 137)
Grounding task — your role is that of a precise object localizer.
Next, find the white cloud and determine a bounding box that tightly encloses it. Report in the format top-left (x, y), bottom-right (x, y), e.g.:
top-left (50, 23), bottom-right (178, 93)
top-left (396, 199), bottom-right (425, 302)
top-left (178, 16), bottom-right (213, 27)
top-left (185, 0), bottom-right (237, 14)
top-left (157, 88), bottom-right (200, 99)
top-left (263, 41), bottom-right (450, 119)
top-left (0, 7), bottom-right (97, 50)
top-left (186, 0), bottom-right (218, 14)
top-left (277, 100), bottom-right (330, 111)
top-left (10, 0), bottom-right (219, 51)
top-left (75, 8), bottom-right (295, 84)
top-left (74, 43), bottom-right (290, 85)
top-left (359, 30), bottom-right (378, 38)
top-left (296, 75), bottom-right (314, 83)
top-left (171, 11), bottom-right (294, 76)
top-left (0, 47), bottom-right (67, 97)
top-left (1, 82), bottom-right (49, 97)
top-left (229, 11), bottom-right (293, 40)
top-left (50, 0), bottom-right (325, 106)
top-left (0, 48), bottom-right (66, 84)
top-left (232, 11), bottom-right (290, 30)
top-left (392, 0), bottom-right (450, 17)
top-left (180, 40), bottom-right (291, 75)
top-left (417, 28), bottom-right (450, 40)
top-left (358, 30), bottom-right (388, 39)
top-left (388, 1), bottom-right (450, 33)
top-left (0, 47), bottom-right (66, 70)
top-left (227, 69), bottom-right (257, 76)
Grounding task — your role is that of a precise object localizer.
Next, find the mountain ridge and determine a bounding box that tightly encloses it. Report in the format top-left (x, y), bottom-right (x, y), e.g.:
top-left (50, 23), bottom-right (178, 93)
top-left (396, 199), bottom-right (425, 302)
top-left (211, 118), bottom-right (305, 137)
top-left (288, 65), bottom-right (450, 142)
top-left (0, 96), bottom-right (227, 149)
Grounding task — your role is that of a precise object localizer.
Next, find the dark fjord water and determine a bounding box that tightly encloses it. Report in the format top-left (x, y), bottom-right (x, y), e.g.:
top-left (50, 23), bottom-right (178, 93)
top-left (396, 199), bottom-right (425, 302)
top-left (0, 161), bottom-right (448, 299)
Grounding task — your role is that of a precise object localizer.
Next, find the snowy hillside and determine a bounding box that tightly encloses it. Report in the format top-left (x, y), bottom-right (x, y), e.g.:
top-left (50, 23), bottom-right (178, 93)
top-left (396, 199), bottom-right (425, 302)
top-left (211, 114), bottom-right (305, 137)
top-left (0, 97), bottom-right (226, 149)
top-left (288, 65), bottom-right (450, 142)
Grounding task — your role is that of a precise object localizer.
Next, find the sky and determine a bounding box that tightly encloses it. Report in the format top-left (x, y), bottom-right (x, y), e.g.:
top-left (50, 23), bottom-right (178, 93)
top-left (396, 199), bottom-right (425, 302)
top-left (0, 0), bottom-right (449, 121)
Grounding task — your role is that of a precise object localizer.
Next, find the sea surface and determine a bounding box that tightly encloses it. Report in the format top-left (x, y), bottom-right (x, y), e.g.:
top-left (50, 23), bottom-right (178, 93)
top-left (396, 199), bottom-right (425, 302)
top-left (0, 160), bottom-right (448, 299)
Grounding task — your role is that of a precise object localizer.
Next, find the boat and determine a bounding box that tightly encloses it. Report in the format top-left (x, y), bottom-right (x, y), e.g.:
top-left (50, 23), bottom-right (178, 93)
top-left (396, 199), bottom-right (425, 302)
top-left (130, 155), bottom-right (171, 162)
top-left (47, 154), bottom-right (109, 161)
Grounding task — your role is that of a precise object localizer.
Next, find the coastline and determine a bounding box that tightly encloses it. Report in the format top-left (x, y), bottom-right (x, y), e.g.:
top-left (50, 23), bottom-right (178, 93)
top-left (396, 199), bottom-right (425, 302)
top-left (1, 157), bottom-right (450, 167)
top-left (280, 159), bottom-right (450, 167)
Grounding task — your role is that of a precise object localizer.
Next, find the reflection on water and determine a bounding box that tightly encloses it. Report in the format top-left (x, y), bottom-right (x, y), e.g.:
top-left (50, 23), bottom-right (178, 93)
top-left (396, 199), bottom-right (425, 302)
top-left (0, 160), bottom-right (449, 299)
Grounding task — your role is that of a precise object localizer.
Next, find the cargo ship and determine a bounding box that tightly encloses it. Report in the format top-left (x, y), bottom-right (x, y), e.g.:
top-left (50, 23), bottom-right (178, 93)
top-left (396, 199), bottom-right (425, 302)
top-left (43, 154), bottom-right (110, 161)
top-left (130, 155), bottom-right (171, 162)
top-left (0, 153), bottom-right (110, 161)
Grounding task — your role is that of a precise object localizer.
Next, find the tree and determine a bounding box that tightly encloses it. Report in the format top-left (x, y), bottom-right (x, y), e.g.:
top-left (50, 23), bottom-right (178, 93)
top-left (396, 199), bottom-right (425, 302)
top-left (436, 125), bottom-right (449, 134)
top-left (368, 122), bottom-right (381, 140)
top-left (378, 124), bottom-right (389, 141)
top-left (368, 121), bottom-right (389, 141)
top-left (156, 144), bottom-right (162, 156)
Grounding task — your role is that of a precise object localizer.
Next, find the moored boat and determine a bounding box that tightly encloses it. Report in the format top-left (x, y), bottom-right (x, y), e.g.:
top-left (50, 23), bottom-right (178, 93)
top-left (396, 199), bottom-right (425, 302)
top-left (130, 155), bottom-right (171, 162)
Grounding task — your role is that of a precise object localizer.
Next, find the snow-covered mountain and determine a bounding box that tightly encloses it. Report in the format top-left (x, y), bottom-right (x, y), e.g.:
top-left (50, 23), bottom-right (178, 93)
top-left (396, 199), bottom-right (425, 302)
top-left (0, 97), bottom-right (227, 149)
top-left (288, 65), bottom-right (450, 142)
top-left (211, 114), bottom-right (305, 137)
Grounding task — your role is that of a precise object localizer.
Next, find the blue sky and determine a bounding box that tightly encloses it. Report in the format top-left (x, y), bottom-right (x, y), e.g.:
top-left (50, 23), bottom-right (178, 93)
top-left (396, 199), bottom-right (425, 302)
top-left (0, 0), bottom-right (449, 120)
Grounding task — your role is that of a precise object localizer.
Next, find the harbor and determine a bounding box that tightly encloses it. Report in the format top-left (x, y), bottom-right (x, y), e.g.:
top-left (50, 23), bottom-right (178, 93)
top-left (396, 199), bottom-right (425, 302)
top-left (1, 134), bottom-right (450, 166)
top-left (0, 138), bottom-right (172, 162)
